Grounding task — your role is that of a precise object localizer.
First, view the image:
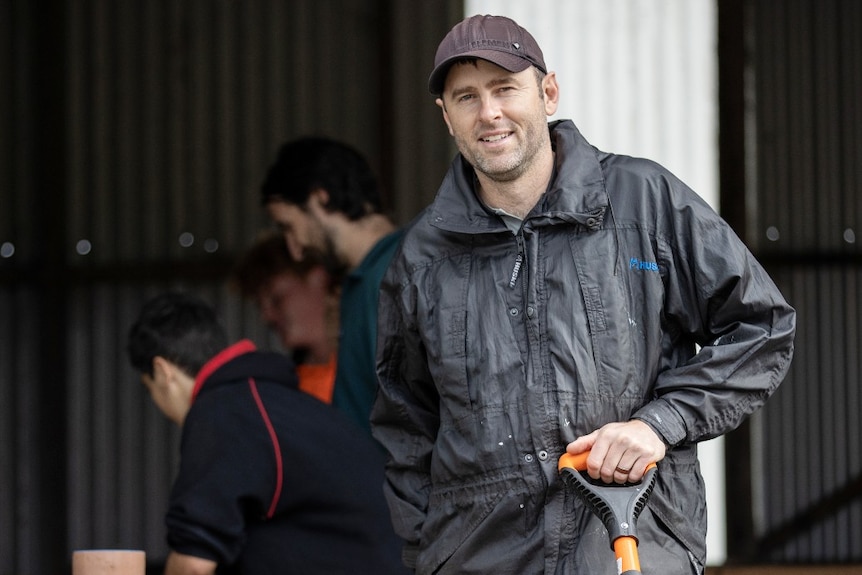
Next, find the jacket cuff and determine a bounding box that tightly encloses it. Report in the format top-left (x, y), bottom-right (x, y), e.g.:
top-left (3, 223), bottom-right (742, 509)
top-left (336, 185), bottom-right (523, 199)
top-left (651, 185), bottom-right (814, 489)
top-left (632, 398), bottom-right (688, 446)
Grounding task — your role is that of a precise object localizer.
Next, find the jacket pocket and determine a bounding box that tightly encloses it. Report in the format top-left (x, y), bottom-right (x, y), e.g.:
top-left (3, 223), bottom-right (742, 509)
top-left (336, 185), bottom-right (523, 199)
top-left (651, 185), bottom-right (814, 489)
top-left (642, 447), bottom-right (708, 567)
top-left (417, 484), bottom-right (505, 574)
top-left (417, 483), bottom-right (539, 575)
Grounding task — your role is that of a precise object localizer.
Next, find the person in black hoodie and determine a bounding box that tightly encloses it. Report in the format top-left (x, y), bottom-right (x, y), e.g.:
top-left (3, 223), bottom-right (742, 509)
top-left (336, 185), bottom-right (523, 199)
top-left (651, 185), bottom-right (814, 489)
top-left (127, 291), bottom-right (406, 575)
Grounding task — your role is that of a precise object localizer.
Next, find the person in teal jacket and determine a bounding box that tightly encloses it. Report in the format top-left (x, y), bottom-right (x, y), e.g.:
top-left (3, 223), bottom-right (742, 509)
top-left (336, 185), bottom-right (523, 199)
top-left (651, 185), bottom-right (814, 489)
top-left (261, 137), bottom-right (403, 436)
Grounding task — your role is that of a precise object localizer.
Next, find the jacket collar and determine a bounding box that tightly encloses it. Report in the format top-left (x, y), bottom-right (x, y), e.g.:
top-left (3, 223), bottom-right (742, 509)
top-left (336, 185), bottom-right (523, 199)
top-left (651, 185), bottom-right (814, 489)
top-left (427, 120), bottom-right (608, 234)
top-left (191, 339), bottom-right (257, 402)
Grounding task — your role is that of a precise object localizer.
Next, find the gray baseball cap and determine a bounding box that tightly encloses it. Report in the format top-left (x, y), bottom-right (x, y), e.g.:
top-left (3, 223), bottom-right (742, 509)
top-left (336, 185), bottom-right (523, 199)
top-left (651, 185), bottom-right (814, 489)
top-left (428, 14), bottom-right (547, 96)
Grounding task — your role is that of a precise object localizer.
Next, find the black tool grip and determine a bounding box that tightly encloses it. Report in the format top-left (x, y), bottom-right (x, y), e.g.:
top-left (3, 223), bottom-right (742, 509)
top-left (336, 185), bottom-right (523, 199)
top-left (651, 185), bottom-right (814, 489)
top-left (559, 464), bottom-right (657, 548)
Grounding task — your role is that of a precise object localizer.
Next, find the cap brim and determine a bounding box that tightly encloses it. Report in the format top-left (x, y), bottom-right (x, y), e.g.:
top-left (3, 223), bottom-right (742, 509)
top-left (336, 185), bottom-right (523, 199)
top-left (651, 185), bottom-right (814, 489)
top-left (428, 49), bottom-right (533, 95)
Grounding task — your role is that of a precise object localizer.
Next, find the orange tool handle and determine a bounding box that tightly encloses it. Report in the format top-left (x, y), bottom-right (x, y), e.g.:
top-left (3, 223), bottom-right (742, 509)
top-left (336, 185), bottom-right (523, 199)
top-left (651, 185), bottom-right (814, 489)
top-left (558, 451), bottom-right (658, 474)
top-left (614, 536), bottom-right (640, 574)
top-left (558, 450), bottom-right (590, 471)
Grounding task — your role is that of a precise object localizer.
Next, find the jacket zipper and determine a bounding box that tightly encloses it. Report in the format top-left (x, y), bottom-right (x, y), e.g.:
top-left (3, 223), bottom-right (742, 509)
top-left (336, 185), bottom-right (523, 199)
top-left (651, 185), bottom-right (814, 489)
top-left (509, 234), bottom-right (525, 289)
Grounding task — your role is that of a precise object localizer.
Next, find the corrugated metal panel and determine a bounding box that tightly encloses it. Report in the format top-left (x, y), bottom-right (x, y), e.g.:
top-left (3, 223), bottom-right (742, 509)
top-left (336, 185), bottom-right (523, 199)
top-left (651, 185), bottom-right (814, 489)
top-left (59, 0), bottom-right (390, 565)
top-left (751, 0), bottom-right (862, 562)
top-left (466, 0), bottom-right (726, 564)
top-left (1, 0), bottom-right (456, 572)
top-left (0, 0), bottom-right (18, 569)
top-left (1, 1), bottom-right (69, 572)
top-left (0, 288), bottom-right (41, 572)
top-left (467, 0), bottom-right (718, 207)
top-left (64, 0), bottom-right (387, 268)
top-left (4, 0), bottom-right (857, 570)
top-left (754, 266), bottom-right (862, 562)
top-left (389, 0), bottom-right (465, 225)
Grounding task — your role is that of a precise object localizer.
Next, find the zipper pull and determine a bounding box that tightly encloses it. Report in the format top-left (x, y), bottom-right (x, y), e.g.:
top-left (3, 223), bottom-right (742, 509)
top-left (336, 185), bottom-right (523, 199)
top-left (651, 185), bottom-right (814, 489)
top-left (509, 252), bottom-right (523, 288)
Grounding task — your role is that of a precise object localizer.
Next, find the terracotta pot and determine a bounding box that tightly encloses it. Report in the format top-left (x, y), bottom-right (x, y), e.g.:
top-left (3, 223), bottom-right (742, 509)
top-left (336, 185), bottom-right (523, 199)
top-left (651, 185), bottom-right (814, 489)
top-left (72, 550), bottom-right (145, 575)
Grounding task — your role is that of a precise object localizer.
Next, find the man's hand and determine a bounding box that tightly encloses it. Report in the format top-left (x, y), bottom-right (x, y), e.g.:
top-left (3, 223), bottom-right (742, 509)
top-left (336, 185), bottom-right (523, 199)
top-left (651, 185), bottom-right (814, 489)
top-left (164, 551), bottom-right (217, 575)
top-left (565, 420), bottom-right (666, 484)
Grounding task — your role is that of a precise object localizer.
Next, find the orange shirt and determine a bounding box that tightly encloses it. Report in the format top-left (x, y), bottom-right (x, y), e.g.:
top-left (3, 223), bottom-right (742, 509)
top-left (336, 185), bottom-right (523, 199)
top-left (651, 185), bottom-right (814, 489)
top-left (296, 353), bottom-right (337, 404)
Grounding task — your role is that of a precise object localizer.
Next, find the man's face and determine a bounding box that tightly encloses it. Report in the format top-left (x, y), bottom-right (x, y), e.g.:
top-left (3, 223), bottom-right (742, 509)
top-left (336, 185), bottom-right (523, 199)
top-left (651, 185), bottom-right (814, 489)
top-left (265, 200), bottom-right (328, 263)
top-left (256, 269), bottom-right (330, 352)
top-left (436, 59), bottom-right (558, 183)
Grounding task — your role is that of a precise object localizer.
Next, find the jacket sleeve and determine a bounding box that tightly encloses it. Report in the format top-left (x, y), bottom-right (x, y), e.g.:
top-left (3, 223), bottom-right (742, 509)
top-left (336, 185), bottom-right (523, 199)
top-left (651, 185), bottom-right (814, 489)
top-left (371, 262), bottom-right (440, 570)
top-left (632, 175), bottom-right (796, 446)
top-left (166, 389), bottom-right (276, 565)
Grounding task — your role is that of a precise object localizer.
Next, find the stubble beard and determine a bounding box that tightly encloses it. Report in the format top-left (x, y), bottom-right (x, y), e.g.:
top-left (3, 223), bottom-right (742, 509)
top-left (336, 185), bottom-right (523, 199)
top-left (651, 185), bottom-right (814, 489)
top-left (303, 235), bottom-right (347, 281)
top-left (302, 211), bottom-right (348, 280)
top-left (457, 117), bottom-right (548, 184)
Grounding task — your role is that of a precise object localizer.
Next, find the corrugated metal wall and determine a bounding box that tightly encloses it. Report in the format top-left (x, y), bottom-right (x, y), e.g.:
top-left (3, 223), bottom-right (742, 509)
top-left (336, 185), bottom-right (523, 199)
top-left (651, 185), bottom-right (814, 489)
top-left (465, 0), bottom-right (729, 564)
top-left (3, 0), bottom-right (861, 571)
top-left (748, 0), bottom-right (862, 562)
top-left (467, 0), bottom-right (719, 206)
top-left (0, 1), bottom-right (458, 573)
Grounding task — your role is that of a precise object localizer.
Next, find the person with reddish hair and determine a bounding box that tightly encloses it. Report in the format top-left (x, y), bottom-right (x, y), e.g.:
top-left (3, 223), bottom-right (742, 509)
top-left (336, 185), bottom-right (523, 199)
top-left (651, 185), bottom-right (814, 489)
top-left (231, 230), bottom-right (339, 404)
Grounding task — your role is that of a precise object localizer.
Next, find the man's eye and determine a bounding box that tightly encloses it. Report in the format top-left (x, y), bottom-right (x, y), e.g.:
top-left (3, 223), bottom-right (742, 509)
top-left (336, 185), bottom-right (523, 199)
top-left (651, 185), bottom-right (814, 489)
top-left (457, 94), bottom-right (475, 103)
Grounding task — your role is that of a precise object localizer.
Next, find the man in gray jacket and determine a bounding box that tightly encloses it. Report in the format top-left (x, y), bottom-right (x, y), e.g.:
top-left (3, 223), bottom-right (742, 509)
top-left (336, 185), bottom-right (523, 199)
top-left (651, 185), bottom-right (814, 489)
top-left (371, 14), bottom-right (796, 575)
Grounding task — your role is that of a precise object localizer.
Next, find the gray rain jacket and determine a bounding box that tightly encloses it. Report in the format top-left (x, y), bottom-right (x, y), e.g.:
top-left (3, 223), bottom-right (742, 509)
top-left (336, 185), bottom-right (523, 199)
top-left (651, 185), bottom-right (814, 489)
top-left (372, 120), bottom-right (795, 574)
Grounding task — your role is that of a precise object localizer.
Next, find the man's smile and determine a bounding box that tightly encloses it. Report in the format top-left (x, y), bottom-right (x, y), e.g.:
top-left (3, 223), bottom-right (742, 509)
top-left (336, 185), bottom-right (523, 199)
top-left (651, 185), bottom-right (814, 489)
top-left (480, 131), bottom-right (513, 143)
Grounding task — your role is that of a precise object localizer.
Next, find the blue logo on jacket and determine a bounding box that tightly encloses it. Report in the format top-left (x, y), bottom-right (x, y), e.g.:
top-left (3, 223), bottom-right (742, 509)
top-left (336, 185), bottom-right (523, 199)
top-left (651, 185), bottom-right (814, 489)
top-left (629, 257), bottom-right (659, 272)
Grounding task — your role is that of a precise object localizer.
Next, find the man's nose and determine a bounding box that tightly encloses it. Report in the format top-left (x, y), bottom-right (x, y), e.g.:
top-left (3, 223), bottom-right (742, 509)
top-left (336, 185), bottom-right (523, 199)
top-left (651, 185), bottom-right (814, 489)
top-left (478, 95), bottom-right (502, 122)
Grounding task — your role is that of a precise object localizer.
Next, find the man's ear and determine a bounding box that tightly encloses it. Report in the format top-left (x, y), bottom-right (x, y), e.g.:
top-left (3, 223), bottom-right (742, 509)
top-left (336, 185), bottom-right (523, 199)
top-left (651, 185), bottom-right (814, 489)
top-left (308, 188), bottom-right (330, 210)
top-left (148, 356), bottom-right (194, 427)
top-left (436, 98), bottom-right (455, 136)
top-left (542, 71), bottom-right (560, 116)
top-left (306, 188), bottom-right (333, 224)
top-left (151, 356), bottom-right (175, 387)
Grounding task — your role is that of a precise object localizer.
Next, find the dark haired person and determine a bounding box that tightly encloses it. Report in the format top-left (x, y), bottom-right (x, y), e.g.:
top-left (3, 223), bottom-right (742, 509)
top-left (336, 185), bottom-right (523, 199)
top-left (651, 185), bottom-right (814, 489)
top-left (261, 136), bottom-right (403, 435)
top-left (127, 291), bottom-right (406, 574)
